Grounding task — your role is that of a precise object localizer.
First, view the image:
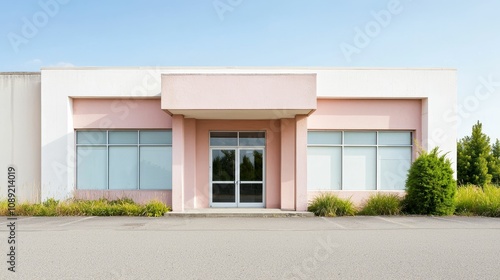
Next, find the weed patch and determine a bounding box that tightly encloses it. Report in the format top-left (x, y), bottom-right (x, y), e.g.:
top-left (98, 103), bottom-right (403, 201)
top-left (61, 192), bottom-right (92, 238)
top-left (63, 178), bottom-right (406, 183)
top-left (0, 198), bottom-right (170, 217)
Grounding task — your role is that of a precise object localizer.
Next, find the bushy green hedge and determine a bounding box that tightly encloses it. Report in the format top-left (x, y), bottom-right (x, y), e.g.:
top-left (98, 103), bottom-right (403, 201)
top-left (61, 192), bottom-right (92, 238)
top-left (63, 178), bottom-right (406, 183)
top-left (454, 184), bottom-right (500, 217)
top-left (403, 147), bottom-right (457, 215)
top-left (307, 193), bottom-right (356, 217)
top-left (0, 198), bottom-right (170, 217)
top-left (358, 193), bottom-right (403, 215)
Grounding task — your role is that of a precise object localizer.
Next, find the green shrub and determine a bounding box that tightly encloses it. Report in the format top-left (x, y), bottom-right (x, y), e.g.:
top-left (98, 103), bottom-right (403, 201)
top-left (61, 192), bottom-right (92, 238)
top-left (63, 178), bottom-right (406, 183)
top-left (403, 147), bottom-right (457, 215)
top-left (308, 193), bottom-right (356, 217)
top-left (143, 200), bottom-right (170, 217)
top-left (359, 193), bottom-right (403, 215)
top-left (455, 184), bottom-right (500, 217)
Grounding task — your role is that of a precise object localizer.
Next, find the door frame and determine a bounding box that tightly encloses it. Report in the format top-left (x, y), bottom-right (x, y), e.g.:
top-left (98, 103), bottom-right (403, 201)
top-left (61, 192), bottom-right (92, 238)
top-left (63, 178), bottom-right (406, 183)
top-left (209, 131), bottom-right (266, 208)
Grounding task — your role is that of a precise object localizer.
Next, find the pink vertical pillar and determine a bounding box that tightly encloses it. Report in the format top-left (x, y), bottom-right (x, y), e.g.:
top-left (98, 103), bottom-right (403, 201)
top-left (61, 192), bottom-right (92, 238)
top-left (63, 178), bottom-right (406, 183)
top-left (183, 118), bottom-right (196, 209)
top-left (295, 115), bottom-right (308, 211)
top-left (280, 118), bottom-right (296, 210)
top-left (421, 98), bottom-right (429, 155)
top-left (172, 115), bottom-right (185, 212)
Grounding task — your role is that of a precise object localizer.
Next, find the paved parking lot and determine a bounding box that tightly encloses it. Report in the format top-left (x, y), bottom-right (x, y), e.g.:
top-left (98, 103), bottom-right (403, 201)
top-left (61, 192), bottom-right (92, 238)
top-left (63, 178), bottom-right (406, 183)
top-left (1, 216), bottom-right (499, 279)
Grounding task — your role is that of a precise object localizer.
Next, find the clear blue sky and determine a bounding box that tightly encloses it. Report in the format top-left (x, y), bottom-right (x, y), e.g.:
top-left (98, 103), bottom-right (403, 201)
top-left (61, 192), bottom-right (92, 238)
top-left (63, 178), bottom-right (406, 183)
top-left (1, 0), bottom-right (499, 141)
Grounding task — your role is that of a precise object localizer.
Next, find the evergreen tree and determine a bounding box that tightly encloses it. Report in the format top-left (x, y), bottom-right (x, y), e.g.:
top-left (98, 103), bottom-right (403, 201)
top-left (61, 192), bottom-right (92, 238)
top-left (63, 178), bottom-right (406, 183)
top-left (456, 121), bottom-right (492, 187)
top-left (489, 139), bottom-right (500, 185)
top-left (457, 137), bottom-right (471, 185)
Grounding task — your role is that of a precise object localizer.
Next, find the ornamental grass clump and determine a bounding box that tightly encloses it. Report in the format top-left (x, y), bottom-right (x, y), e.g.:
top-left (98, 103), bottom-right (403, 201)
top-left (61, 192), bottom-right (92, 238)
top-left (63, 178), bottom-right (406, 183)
top-left (454, 184), bottom-right (500, 217)
top-left (358, 193), bottom-right (402, 215)
top-left (308, 193), bottom-right (356, 217)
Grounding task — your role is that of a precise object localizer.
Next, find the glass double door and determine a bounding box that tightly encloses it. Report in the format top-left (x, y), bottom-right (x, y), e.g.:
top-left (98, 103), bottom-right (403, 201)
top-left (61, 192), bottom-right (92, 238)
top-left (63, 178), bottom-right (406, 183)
top-left (210, 148), bottom-right (265, 207)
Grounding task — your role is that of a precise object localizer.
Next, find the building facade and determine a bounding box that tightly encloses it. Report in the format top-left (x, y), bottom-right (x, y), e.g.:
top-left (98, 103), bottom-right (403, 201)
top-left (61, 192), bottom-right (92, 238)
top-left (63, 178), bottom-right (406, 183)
top-left (0, 68), bottom-right (457, 212)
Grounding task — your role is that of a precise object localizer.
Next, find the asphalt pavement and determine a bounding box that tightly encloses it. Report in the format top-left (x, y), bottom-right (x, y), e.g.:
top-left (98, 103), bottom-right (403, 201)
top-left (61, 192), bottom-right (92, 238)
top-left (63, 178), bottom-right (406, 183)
top-left (1, 216), bottom-right (499, 279)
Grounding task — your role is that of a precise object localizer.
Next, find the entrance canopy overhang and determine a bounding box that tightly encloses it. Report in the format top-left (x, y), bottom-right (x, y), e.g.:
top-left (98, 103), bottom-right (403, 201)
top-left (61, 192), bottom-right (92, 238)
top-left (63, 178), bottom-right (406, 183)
top-left (161, 74), bottom-right (317, 119)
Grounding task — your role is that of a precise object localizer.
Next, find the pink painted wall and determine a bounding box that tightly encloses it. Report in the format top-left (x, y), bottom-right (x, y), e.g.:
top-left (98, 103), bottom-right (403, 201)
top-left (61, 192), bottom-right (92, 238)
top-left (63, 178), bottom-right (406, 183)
top-left (308, 99), bottom-right (422, 153)
top-left (194, 120), bottom-right (282, 209)
top-left (162, 74), bottom-right (316, 111)
top-left (73, 99), bottom-right (172, 129)
top-left (74, 190), bottom-right (172, 205)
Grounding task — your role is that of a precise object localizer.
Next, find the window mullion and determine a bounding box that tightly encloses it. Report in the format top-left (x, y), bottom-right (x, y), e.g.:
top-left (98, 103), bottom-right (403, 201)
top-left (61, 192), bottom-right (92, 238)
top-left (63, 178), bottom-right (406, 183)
top-left (376, 131), bottom-right (379, 191)
top-left (137, 130), bottom-right (140, 190)
top-left (341, 131), bottom-right (344, 190)
top-left (106, 130), bottom-right (109, 190)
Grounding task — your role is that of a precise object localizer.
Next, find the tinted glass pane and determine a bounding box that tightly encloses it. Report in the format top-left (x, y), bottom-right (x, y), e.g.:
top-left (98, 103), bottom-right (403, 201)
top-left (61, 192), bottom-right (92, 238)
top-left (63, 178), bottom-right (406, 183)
top-left (343, 147), bottom-right (376, 190)
top-left (239, 132), bottom-right (266, 146)
top-left (239, 183), bottom-right (263, 203)
top-left (378, 147), bottom-right (412, 190)
top-left (379, 132), bottom-right (412, 145)
top-left (140, 146), bottom-right (171, 190)
top-left (77, 131), bottom-right (106, 144)
top-left (307, 147), bottom-right (341, 190)
top-left (109, 131), bottom-right (137, 144)
top-left (210, 132), bottom-right (237, 146)
top-left (212, 149), bottom-right (235, 181)
top-left (76, 147), bottom-right (107, 189)
top-left (109, 147), bottom-right (138, 189)
top-left (239, 149), bottom-right (263, 181)
top-left (308, 131), bottom-right (342, 145)
top-left (212, 184), bottom-right (235, 203)
top-left (344, 132), bottom-right (376, 145)
top-left (140, 131), bottom-right (172, 145)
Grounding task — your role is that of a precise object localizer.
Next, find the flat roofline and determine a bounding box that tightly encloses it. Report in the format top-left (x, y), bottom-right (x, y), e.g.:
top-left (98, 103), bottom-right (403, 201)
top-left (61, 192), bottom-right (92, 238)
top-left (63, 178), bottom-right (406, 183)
top-left (0, 72), bottom-right (41, 75)
top-left (40, 66), bottom-right (457, 71)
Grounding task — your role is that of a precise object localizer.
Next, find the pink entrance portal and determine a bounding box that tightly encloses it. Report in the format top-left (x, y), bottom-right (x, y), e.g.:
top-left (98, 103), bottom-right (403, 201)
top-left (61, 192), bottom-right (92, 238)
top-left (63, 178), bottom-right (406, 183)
top-left (163, 74), bottom-right (317, 212)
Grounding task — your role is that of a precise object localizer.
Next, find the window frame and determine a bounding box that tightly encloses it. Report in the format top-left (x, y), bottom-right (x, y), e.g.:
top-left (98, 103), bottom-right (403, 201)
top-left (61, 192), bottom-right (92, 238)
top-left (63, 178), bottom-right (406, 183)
top-left (307, 130), bottom-right (413, 191)
top-left (75, 129), bottom-right (172, 190)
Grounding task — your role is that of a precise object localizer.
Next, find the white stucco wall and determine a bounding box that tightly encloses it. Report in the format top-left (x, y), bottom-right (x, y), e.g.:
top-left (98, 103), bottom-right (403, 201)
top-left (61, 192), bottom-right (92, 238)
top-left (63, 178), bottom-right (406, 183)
top-left (0, 73), bottom-right (41, 202)
top-left (313, 69), bottom-right (457, 162)
top-left (40, 67), bottom-right (456, 201)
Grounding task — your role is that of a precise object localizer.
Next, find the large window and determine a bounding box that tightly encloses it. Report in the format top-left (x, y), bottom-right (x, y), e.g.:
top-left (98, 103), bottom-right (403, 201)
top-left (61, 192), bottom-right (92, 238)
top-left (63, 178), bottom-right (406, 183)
top-left (76, 130), bottom-right (172, 190)
top-left (307, 131), bottom-right (412, 190)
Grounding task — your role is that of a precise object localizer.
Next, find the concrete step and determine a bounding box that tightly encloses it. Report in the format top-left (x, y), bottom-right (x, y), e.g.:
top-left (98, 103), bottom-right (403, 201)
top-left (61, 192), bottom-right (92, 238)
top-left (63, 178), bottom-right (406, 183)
top-left (165, 208), bottom-right (315, 218)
